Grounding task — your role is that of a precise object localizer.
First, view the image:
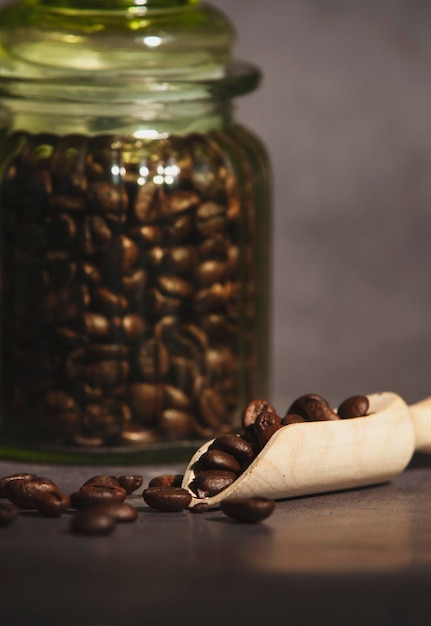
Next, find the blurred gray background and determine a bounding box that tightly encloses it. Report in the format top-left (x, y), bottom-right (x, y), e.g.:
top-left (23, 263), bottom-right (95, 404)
top-left (1, 0), bottom-right (431, 412)
top-left (212, 0), bottom-right (431, 411)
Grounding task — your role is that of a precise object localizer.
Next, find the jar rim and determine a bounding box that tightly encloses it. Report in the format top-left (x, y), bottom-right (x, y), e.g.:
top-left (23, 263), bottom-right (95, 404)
top-left (0, 60), bottom-right (261, 105)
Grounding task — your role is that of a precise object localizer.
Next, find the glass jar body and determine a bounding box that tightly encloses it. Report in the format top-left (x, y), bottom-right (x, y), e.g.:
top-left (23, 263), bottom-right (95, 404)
top-left (0, 99), bottom-right (272, 462)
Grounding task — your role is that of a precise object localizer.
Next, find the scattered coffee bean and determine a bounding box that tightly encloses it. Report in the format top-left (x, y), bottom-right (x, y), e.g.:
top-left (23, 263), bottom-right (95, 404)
top-left (90, 501), bottom-right (138, 523)
top-left (0, 500), bottom-right (20, 526)
top-left (143, 487), bottom-right (192, 512)
top-left (70, 484), bottom-right (127, 510)
top-left (114, 475), bottom-right (143, 494)
top-left (0, 473), bottom-right (36, 498)
top-left (220, 497), bottom-right (275, 523)
top-left (35, 490), bottom-right (70, 517)
top-left (6, 477), bottom-right (61, 509)
top-left (70, 508), bottom-right (116, 535)
top-left (82, 475), bottom-right (120, 489)
top-left (337, 395), bottom-right (369, 419)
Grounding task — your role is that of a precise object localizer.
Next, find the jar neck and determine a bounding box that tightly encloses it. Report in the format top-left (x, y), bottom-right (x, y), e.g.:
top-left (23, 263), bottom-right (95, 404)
top-left (2, 96), bottom-right (234, 137)
top-left (35, 0), bottom-right (199, 10)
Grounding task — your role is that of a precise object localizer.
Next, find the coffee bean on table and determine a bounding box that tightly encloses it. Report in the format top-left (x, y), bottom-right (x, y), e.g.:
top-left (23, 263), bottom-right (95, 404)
top-left (220, 497), bottom-right (275, 523)
top-left (70, 508), bottom-right (116, 535)
top-left (143, 487), bottom-right (192, 512)
top-left (90, 501), bottom-right (138, 523)
top-left (6, 477), bottom-right (61, 509)
top-left (0, 500), bottom-right (20, 526)
top-left (114, 475), bottom-right (143, 494)
top-left (70, 484), bottom-right (127, 510)
top-left (337, 395), bottom-right (369, 419)
top-left (35, 490), bottom-right (70, 517)
top-left (0, 473), bottom-right (36, 498)
top-left (82, 475), bottom-right (121, 489)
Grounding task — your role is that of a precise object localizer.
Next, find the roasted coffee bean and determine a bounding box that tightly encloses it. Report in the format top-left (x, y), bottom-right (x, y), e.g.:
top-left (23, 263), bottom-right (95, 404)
top-left (6, 477), bottom-right (60, 509)
top-left (337, 395), bottom-right (369, 419)
top-left (196, 449), bottom-right (241, 474)
top-left (72, 432), bottom-right (105, 447)
top-left (281, 413), bottom-right (306, 426)
top-left (132, 181), bottom-right (159, 223)
top-left (114, 475), bottom-right (143, 494)
top-left (209, 435), bottom-right (255, 464)
top-left (46, 213), bottom-right (77, 248)
top-left (195, 260), bottom-right (230, 286)
top-left (48, 193), bottom-right (87, 212)
top-left (100, 235), bottom-right (139, 276)
top-left (83, 312), bottom-right (110, 338)
top-left (138, 338), bottom-right (170, 381)
top-left (254, 411), bottom-right (282, 447)
top-left (115, 426), bottom-right (160, 446)
top-left (241, 399), bottom-right (278, 430)
top-left (163, 385), bottom-right (191, 411)
top-left (148, 474), bottom-right (183, 489)
top-left (159, 409), bottom-right (196, 439)
top-left (82, 400), bottom-right (131, 438)
top-left (88, 181), bottom-right (128, 214)
top-left (190, 470), bottom-right (237, 498)
top-left (121, 268), bottom-right (147, 296)
top-left (0, 473), bottom-right (36, 498)
top-left (196, 202), bottom-right (227, 236)
top-left (162, 190), bottom-right (200, 217)
top-left (70, 508), bottom-right (116, 535)
top-left (158, 275), bottom-right (194, 300)
top-left (87, 343), bottom-right (129, 361)
top-left (286, 394), bottom-right (339, 422)
top-left (122, 313), bottom-right (147, 341)
top-left (92, 287), bottom-right (128, 316)
top-left (143, 487), bottom-right (191, 512)
top-left (83, 215), bottom-right (113, 255)
top-left (82, 475), bottom-right (120, 489)
top-left (220, 497), bottom-right (275, 523)
top-left (41, 389), bottom-right (81, 435)
top-left (51, 135), bottom-right (87, 195)
top-left (0, 500), bottom-right (20, 526)
top-left (90, 501), bottom-right (138, 523)
top-left (83, 360), bottom-right (129, 387)
top-left (164, 213), bottom-right (192, 243)
top-left (35, 490), bottom-right (70, 517)
top-left (70, 484), bottom-right (127, 510)
top-left (198, 388), bottom-right (226, 428)
top-left (128, 383), bottom-right (164, 424)
top-left (130, 224), bottom-right (162, 246)
top-left (161, 246), bottom-right (198, 275)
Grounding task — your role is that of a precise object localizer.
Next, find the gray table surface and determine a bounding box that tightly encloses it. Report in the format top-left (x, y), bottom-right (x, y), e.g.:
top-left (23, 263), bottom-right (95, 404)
top-left (1, 454), bottom-right (431, 626)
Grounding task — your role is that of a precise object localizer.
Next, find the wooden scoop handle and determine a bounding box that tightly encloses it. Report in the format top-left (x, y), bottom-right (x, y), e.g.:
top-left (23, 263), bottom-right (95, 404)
top-left (410, 396), bottom-right (431, 454)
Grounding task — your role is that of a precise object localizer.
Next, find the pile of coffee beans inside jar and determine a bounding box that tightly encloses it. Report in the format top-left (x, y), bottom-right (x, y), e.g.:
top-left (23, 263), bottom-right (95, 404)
top-left (1, 131), bottom-right (260, 447)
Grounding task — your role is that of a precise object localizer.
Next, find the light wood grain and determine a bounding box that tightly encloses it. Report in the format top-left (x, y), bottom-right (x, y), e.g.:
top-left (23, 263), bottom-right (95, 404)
top-left (182, 391), bottom-right (431, 508)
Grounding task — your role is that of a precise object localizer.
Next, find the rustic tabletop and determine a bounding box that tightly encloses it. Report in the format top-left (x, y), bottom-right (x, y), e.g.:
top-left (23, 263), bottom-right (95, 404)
top-left (1, 454), bottom-right (430, 626)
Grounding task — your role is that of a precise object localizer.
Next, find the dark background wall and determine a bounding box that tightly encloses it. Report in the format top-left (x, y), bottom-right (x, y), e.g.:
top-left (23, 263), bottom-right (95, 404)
top-left (213, 0), bottom-right (431, 411)
top-left (1, 0), bottom-right (431, 411)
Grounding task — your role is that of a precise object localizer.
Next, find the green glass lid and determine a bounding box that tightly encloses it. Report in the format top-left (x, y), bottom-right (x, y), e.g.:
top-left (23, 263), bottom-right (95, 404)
top-left (0, 0), bottom-right (261, 101)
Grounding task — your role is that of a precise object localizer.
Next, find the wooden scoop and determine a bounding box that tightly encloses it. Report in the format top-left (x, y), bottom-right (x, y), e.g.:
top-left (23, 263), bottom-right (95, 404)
top-left (181, 392), bottom-right (431, 509)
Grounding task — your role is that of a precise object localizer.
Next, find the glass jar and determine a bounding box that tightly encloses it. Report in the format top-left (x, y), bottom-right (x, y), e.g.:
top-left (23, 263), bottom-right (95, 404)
top-left (0, 0), bottom-right (272, 463)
